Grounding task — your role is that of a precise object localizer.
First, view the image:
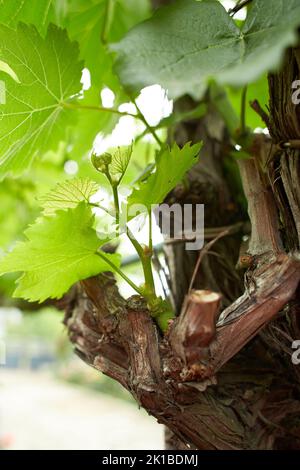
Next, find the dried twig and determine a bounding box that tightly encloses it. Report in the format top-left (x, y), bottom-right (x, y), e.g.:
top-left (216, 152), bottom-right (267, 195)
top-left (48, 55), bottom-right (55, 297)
top-left (250, 100), bottom-right (270, 128)
top-left (229, 0), bottom-right (252, 16)
top-left (188, 229), bottom-right (230, 294)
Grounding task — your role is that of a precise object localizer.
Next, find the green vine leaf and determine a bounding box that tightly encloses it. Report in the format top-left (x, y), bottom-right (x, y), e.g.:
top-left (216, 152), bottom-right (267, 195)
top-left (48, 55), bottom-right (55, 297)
top-left (0, 23), bottom-right (83, 178)
top-left (40, 178), bottom-right (100, 215)
top-left (219, 0), bottom-right (300, 86)
top-left (113, 0), bottom-right (300, 99)
top-left (110, 145), bottom-right (133, 182)
top-left (0, 0), bottom-right (56, 35)
top-left (0, 203), bottom-right (121, 302)
top-left (91, 145), bottom-right (133, 184)
top-left (127, 142), bottom-right (202, 213)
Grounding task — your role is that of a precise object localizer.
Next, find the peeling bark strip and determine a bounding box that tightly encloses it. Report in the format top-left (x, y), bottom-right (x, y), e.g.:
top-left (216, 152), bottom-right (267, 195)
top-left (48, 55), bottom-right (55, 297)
top-left (210, 254), bottom-right (300, 372)
top-left (64, 48), bottom-right (300, 449)
top-left (237, 156), bottom-right (283, 256)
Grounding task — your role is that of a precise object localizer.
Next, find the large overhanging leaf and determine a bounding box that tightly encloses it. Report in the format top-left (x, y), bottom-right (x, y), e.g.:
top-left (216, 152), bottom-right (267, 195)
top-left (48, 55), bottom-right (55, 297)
top-left (220, 0), bottom-right (300, 85)
top-left (0, 23), bottom-right (83, 178)
top-left (113, 0), bottom-right (300, 99)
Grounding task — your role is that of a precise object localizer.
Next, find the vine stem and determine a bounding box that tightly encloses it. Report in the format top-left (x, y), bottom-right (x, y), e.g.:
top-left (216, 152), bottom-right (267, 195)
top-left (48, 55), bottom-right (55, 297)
top-left (91, 200), bottom-right (150, 296)
top-left (112, 184), bottom-right (120, 227)
top-left (133, 99), bottom-right (163, 148)
top-left (62, 101), bottom-right (164, 148)
top-left (107, 181), bottom-right (156, 298)
top-left (148, 209), bottom-right (153, 253)
top-left (89, 202), bottom-right (114, 216)
top-left (240, 85), bottom-right (248, 135)
top-left (101, 0), bottom-right (115, 44)
top-left (126, 226), bottom-right (156, 297)
top-left (62, 101), bottom-right (138, 119)
top-left (96, 251), bottom-right (143, 295)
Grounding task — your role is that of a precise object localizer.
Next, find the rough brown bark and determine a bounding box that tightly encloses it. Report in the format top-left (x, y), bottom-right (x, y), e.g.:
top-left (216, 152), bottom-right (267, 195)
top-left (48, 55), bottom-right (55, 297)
top-left (63, 21), bottom-right (300, 449)
top-left (64, 248), bottom-right (300, 449)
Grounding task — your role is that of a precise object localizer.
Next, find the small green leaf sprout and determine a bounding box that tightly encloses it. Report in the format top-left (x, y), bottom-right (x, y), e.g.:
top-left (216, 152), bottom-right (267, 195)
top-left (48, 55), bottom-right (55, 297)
top-left (91, 152), bottom-right (112, 174)
top-left (91, 144), bottom-right (133, 186)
